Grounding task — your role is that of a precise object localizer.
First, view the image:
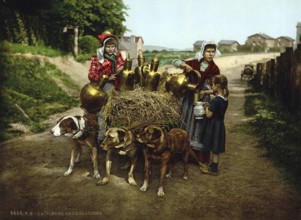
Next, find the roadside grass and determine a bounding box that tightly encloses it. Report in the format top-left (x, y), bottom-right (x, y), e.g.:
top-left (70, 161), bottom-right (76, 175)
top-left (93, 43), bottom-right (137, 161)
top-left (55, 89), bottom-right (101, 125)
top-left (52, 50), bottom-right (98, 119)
top-left (0, 41), bottom-right (79, 141)
top-left (9, 42), bottom-right (65, 57)
top-left (242, 83), bottom-right (301, 194)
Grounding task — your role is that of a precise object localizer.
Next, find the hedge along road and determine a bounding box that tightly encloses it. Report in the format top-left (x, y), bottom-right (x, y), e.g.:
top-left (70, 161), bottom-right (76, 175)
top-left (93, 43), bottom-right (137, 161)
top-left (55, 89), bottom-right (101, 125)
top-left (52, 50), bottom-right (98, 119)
top-left (0, 53), bottom-right (301, 220)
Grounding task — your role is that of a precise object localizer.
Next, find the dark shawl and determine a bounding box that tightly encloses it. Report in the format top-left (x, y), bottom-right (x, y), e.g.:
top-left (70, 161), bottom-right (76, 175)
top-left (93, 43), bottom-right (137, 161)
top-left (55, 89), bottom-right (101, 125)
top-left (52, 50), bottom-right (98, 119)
top-left (185, 58), bottom-right (220, 84)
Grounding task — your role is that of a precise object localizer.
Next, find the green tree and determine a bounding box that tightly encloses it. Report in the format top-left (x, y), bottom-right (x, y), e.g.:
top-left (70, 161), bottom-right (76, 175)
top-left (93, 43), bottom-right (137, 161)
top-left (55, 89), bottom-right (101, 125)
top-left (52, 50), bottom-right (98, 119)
top-left (0, 0), bottom-right (128, 49)
top-left (53, 0), bottom-right (128, 36)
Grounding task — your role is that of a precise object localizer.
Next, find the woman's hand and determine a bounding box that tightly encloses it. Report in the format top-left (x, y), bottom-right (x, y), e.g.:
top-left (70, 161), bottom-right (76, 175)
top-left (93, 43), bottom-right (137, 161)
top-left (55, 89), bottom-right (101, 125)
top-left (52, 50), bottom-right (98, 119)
top-left (199, 90), bottom-right (209, 98)
top-left (203, 102), bottom-right (213, 118)
top-left (203, 102), bottom-right (210, 109)
top-left (199, 90), bottom-right (206, 98)
top-left (109, 73), bottom-right (117, 81)
top-left (200, 89), bottom-right (214, 98)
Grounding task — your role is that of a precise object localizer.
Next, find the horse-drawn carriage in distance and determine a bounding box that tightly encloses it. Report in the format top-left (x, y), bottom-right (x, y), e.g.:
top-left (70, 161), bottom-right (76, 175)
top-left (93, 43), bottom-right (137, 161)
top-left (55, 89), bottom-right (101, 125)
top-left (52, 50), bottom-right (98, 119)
top-left (241, 64), bottom-right (255, 81)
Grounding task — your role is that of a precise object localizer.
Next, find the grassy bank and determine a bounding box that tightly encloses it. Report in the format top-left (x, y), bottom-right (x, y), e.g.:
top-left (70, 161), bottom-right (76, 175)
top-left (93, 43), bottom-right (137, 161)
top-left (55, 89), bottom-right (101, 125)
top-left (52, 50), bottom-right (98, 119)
top-left (0, 41), bottom-right (79, 141)
top-left (243, 81), bottom-right (301, 191)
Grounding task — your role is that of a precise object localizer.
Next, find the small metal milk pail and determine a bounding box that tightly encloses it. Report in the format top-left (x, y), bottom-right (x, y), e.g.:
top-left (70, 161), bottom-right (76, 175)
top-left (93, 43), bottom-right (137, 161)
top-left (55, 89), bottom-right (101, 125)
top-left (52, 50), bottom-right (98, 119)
top-left (194, 102), bottom-right (205, 119)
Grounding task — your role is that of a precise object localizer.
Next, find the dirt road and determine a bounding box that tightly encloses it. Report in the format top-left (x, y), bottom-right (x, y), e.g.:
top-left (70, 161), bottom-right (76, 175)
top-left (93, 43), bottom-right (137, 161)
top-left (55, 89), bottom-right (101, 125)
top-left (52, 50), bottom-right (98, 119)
top-left (1, 53), bottom-right (301, 220)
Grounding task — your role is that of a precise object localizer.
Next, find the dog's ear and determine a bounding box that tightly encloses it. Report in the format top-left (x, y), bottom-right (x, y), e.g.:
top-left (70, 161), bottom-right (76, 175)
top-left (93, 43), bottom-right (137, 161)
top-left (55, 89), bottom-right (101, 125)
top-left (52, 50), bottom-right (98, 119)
top-left (108, 129), bottom-right (118, 138)
top-left (150, 126), bottom-right (166, 152)
top-left (64, 118), bottom-right (78, 131)
top-left (151, 126), bottom-right (163, 140)
top-left (117, 128), bottom-right (126, 141)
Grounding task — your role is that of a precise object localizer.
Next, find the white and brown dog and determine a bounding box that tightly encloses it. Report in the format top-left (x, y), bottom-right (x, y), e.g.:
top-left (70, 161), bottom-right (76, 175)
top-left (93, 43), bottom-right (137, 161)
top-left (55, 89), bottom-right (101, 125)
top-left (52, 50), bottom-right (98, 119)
top-left (136, 124), bottom-right (199, 196)
top-left (97, 127), bottom-right (137, 186)
top-left (50, 114), bottom-right (100, 178)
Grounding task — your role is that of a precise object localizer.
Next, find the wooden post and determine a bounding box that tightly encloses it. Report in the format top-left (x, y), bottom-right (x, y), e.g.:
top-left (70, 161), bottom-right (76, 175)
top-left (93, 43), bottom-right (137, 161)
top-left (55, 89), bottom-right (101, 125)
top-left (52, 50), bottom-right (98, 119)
top-left (282, 47), bottom-right (293, 108)
top-left (63, 25), bottom-right (79, 57)
top-left (274, 56), bottom-right (280, 98)
top-left (263, 61), bottom-right (269, 90)
top-left (256, 63), bottom-right (263, 86)
top-left (269, 59), bottom-right (275, 97)
top-left (74, 26), bottom-right (78, 56)
top-left (253, 45), bottom-right (301, 112)
top-left (290, 45), bottom-right (301, 110)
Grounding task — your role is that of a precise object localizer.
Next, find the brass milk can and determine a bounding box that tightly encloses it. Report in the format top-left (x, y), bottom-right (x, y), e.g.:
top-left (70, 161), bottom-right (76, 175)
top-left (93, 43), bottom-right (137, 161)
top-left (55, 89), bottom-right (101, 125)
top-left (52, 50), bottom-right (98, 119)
top-left (134, 50), bottom-right (146, 87)
top-left (119, 53), bottom-right (135, 91)
top-left (142, 56), bottom-right (161, 91)
top-left (80, 75), bottom-right (109, 114)
top-left (165, 70), bottom-right (201, 98)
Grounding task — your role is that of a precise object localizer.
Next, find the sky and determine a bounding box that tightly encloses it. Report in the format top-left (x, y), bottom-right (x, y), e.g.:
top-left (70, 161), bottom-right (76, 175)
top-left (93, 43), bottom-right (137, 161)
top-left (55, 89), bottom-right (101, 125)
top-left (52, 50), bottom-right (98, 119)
top-left (123, 0), bottom-right (301, 50)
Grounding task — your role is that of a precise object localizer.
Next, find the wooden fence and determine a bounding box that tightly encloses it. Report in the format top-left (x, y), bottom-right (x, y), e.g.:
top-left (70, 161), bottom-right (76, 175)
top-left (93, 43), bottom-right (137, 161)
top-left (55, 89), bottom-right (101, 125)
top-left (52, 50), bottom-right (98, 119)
top-left (254, 44), bottom-right (301, 111)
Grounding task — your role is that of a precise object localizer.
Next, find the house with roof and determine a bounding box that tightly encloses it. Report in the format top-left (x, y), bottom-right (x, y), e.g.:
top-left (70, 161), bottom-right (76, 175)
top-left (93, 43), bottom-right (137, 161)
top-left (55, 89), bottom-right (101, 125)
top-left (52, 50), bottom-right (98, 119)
top-left (276, 36), bottom-right (295, 48)
top-left (218, 40), bottom-right (240, 52)
top-left (245, 33), bottom-right (276, 49)
top-left (119, 35), bottom-right (144, 61)
top-left (193, 40), bottom-right (204, 51)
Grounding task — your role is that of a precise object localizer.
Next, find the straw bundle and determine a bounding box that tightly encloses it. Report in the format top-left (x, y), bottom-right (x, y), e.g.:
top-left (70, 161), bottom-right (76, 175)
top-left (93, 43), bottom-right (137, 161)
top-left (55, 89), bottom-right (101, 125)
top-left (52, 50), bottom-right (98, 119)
top-left (103, 87), bottom-right (181, 128)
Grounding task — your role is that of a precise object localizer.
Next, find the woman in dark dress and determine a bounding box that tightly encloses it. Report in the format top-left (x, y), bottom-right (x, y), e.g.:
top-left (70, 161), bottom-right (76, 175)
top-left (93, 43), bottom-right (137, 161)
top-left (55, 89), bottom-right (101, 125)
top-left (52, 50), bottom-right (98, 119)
top-left (201, 74), bottom-right (229, 175)
top-left (173, 41), bottom-right (220, 173)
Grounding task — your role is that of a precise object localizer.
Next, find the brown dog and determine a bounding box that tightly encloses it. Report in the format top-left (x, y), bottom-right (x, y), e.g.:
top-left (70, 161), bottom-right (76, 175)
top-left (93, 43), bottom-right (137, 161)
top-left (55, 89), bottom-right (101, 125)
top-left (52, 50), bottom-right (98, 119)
top-left (96, 127), bottom-right (137, 186)
top-left (136, 124), bottom-right (199, 196)
top-left (50, 114), bottom-right (100, 178)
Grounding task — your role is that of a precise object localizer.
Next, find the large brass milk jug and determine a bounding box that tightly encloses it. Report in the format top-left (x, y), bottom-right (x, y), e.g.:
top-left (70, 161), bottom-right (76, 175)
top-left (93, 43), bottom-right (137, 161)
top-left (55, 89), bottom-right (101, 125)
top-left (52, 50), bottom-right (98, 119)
top-left (80, 76), bottom-right (109, 113)
top-left (119, 54), bottom-right (136, 91)
top-left (134, 50), bottom-right (146, 87)
top-left (165, 70), bottom-right (201, 97)
top-left (142, 57), bottom-right (161, 91)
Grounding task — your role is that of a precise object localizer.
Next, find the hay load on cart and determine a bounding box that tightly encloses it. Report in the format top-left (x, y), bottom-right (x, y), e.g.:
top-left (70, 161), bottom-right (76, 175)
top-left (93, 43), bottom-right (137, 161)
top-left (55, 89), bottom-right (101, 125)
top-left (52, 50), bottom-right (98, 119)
top-left (103, 87), bottom-right (181, 128)
top-left (80, 52), bottom-right (202, 130)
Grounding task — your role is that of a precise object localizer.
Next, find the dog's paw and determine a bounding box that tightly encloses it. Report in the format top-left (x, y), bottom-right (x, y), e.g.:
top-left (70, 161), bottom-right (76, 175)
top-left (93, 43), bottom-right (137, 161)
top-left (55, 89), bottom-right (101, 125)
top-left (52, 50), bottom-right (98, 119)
top-left (64, 170), bottom-right (72, 176)
top-left (157, 187), bottom-right (165, 196)
top-left (140, 186), bottom-right (147, 191)
top-left (93, 171), bottom-right (101, 179)
top-left (183, 175), bottom-right (188, 180)
top-left (128, 177), bottom-right (137, 186)
top-left (96, 177), bottom-right (109, 186)
top-left (140, 180), bottom-right (148, 191)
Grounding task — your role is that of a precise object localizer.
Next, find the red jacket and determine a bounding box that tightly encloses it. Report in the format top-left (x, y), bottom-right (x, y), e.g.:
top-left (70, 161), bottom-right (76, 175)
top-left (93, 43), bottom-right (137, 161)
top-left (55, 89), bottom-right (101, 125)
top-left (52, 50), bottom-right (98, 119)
top-left (88, 51), bottom-right (124, 89)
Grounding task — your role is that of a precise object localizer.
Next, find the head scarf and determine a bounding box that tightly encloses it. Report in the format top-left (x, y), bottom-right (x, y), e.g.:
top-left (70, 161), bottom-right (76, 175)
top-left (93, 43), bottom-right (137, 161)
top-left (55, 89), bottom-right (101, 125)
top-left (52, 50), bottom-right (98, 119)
top-left (195, 40), bottom-right (221, 61)
top-left (96, 32), bottom-right (119, 63)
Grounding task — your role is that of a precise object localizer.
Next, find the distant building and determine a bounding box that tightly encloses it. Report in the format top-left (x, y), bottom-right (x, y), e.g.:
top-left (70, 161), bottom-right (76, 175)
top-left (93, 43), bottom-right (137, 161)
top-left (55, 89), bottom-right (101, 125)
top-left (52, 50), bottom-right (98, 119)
top-left (119, 35), bottom-right (144, 60)
top-left (193, 40), bottom-right (204, 51)
top-left (276, 36), bottom-right (294, 48)
top-left (246, 33), bottom-right (296, 51)
top-left (218, 40), bottom-right (240, 52)
top-left (245, 33), bottom-right (276, 50)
